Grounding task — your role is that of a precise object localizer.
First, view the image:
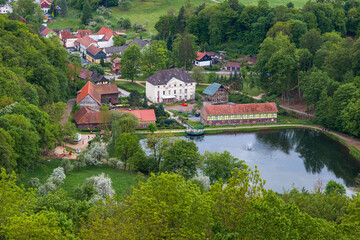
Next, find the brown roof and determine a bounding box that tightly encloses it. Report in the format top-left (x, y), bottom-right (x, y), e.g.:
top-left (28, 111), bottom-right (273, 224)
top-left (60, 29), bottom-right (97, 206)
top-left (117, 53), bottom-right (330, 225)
top-left (120, 109), bottom-right (156, 122)
top-left (238, 56), bottom-right (258, 65)
top-left (204, 103), bottom-right (278, 115)
top-left (102, 32), bottom-right (113, 41)
top-left (41, 27), bottom-right (54, 36)
top-left (93, 83), bottom-right (118, 95)
top-left (112, 57), bottom-right (121, 64)
top-left (77, 35), bottom-right (97, 48)
top-left (205, 51), bottom-right (217, 56)
top-left (74, 107), bottom-right (110, 125)
top-left (78, 68), bottom-right (94, 80)
top-left (146, 69), bottom-right (195, 85)
top-left (77, 81), bottom-right (101, 104)
top-left (226, 62), bottom-right (241, 68)
top-left (87, 45), bottom-right (101, 56)
top-left (60, 30), bottom-right (77, 40)
top-left (77, 29), bottom-right (92, 38)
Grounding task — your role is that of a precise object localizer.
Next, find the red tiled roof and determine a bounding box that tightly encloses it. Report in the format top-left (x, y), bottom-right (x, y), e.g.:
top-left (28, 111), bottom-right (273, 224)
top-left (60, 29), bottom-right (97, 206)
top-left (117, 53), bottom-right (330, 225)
top-left (41, 27), bottom-right (54, 36)
top-left (74, 107), bottom-right (109, 124)
top-left (196, 51), bottom-right (208, 61)
top-left (102, 32), bottom-right (113, 41)
top-left (87, 44), bottom-right (101, 56)
top-left (204, 103), bottom-right (278, 115)
top-left (112, 57), bottom-right (121, 64)
top-left (120, 109), bottom-right (156, 122)
top-left (93, 83), bottom-right (118, 95)
top-left (60, 30), bottom-right (77, 40)
top-left (77, 35), bottom-right (97, 48)
top-left (97, 26), bottom-right (114, 35)
top-left (226, 62), bottom-right (241, 68)
top-left (77, 81), bottom-right (101, 104)
top-left (77, 29), bottom-right (92, 38)
top-left (78, 68), bottom-right (94, 80)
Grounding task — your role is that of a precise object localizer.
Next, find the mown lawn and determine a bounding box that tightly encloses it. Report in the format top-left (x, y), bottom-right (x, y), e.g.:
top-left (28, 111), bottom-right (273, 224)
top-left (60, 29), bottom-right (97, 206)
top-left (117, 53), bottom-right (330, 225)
top-left (18, 159), bottom-right (139, 197)
top-left (116, 81), bottom-right (145, 93)
top-left (242, 82), bottom-right (263, 97)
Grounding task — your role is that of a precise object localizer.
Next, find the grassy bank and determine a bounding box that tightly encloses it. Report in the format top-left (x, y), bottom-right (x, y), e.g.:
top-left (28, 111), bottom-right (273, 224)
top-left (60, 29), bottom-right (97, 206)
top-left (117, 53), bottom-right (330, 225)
top-left (116, 81), bottom-right (145, 93)
top-left (18, 159), bottom-right (139, 197)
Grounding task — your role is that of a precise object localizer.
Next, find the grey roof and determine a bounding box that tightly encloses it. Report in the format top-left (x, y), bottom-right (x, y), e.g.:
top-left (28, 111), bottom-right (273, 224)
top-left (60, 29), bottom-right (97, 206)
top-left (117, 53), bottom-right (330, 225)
top-left (146, 69), bottom-right (196, 85)
top-left (203, 83), bottom-right (222, 96)
top-left (130, 38), bottom-right (150, 49)
top-left (91, 73), bottom-right (108, 83)
top-left (104, 45), bottom-right (128, 54)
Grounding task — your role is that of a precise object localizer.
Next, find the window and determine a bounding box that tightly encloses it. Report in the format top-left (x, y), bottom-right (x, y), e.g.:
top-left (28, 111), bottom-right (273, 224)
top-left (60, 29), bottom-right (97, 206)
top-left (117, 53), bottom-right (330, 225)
top-left (163, 91), bottom-right (165, 95)
top-left (179, 89), bottom-right (182, 94)
top-left (174, 84), bottom-right (176, 87)
top-left (158, 86), bottom-right (160, 88)
top-left (169, 90), bottom-right (171, 94)
top-left (157, 91), bottom-right (159, 95)
top-left (185, 89), bottom-right (187, 93)
top-left (180, 84), bottom-right (182, 86)
top-left (174, 90), bottom-right (176, 94)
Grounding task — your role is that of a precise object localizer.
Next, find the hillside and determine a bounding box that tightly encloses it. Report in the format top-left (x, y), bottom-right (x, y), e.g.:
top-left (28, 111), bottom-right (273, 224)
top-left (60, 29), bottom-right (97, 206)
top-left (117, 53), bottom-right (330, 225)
top-left (47, 0), bottom-right (308, 34)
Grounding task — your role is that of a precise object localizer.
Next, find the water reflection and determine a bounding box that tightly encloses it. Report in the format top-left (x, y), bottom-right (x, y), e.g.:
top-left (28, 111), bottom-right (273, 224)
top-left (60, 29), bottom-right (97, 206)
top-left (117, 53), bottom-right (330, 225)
top-left (255, 129), bottom-right (360, 187)
top-left (191, 129), bottom-right (360, 193)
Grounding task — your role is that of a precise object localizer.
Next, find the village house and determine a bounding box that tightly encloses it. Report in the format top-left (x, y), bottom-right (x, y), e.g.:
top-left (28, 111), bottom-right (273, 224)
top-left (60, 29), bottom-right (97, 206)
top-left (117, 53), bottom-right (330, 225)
top-left (238, 56), bottom-right (258, 67)
top-left (111, 57), bottom-right (121, 75)
top-left (200, 102), bottom-right (278, 126)
top-left (203, 83), bottom-right (229, 103)
top-left (77, 29), bottom-right (92, 38)
top-left (103, 45), bottom-right (128, 62)
top-left (146, 69), bottom-right (196, 104)
top-left (40, 0), bottom-right (51, 13)
top-left (40, 26), bottom-right (57, 38)
top-left (74, 107), bottom-right (156, 129)
top-left (0, 3), bottom-right (13, 14)
top-left (59, 30), bottom-right (78, 48)
top-left (88, 26), bottom-right (116, 48)
top-left (194, 51), bottom-right (212, 67)
top-left (129, 37), bottom-right (150, 51)
top-left (76, 81), bottom-right (119, 108)
top-left (226, 62), bottom-right (241, 72)
top-left (86, 45), bottom-right (106, 63)
top-left (117, 109), bottom-right (157, 128)
top-left (74, 35), bottom-right (98, 57)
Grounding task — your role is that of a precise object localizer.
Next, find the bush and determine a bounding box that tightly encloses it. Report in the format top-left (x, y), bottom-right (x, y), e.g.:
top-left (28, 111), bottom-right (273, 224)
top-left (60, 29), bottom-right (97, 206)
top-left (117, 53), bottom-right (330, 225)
top-left (28, 178), bottom-right (40, 187)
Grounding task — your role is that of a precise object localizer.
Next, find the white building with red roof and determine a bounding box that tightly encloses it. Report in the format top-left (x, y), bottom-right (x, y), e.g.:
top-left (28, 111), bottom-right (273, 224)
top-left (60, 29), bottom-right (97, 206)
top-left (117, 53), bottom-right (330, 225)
top-left (60, 30), bottom-right (78, 48)
top-left (0, 3), bottom-right (13, 14)
top-left (74, 35), bottom-right (98, 56)
top-left (40, 26), bottom-right (57, 38)
top-left (194, 51), bottom-right (211, 67)
top-left (88, 26), bottom-right (116, 48)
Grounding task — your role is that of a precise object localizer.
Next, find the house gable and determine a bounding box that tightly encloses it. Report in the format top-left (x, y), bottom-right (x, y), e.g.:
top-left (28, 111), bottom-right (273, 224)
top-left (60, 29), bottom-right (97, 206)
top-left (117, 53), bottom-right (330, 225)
top-left (78, 94), bottom-right (101, 108)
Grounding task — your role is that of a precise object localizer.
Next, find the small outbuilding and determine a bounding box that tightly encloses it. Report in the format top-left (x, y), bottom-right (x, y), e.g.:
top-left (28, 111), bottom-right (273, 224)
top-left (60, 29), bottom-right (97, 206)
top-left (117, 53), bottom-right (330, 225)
top-left (202, 83), bottom-right (228, 103)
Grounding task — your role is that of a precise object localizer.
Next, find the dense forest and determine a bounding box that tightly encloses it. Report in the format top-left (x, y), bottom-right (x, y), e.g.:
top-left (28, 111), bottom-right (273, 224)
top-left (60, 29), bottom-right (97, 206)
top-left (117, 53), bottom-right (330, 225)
top-left (0, 15), bottom-right (76, 173)
top-left (154, 0), bottom-right (360, 136)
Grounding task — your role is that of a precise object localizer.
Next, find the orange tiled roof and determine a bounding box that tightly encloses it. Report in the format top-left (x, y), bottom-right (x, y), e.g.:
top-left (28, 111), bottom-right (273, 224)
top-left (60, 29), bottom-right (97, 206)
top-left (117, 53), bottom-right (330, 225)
top-left (204, 103), bottom-right (278, 115)
top-left (77, 29), bottom-right (92, 38)
top-left (76, 81), bottom-right (101, 104)
top-left (77, 35), bottom-right (97, 48)
top-left (94, 83), bottom-right (118, 95)
top-left (196, 51), bottom-right (208, 61)
top-left (60, 30), bottom-right (77, 40)
top-left (97, 26), bottom-right (114, 35)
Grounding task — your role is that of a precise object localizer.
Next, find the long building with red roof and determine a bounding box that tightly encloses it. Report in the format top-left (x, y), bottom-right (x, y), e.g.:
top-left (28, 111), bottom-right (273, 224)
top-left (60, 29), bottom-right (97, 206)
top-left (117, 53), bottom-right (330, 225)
top-left (200, 103), bottom-right (278, 126)
top-left (194, 51), bottom-right (211, 67)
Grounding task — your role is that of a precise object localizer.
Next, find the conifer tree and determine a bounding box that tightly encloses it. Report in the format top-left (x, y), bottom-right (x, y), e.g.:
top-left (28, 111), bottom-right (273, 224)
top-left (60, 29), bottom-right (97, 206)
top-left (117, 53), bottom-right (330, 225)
top-left (81, 0), bottom-right (92, 25)
top-left (59, 0), bottom-right (67, 17)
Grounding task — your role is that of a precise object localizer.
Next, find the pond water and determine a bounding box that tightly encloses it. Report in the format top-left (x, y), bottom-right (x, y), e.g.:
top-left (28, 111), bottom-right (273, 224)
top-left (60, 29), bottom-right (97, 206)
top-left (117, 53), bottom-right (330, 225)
top-left (187, 129), bottom-right (360, 195)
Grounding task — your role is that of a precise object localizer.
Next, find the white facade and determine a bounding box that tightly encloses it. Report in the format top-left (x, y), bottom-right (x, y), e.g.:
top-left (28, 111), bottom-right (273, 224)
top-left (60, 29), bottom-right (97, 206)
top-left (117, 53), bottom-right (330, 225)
top-left (146, 77), bottom-right (196, 103)
top-left (89, 34), bottom-right (114, 48)
top-left (64, 38), bottom-right (77, 48)
top-left (194, 60), bottom-right (211, 67)
top-left (0, 4), bottom-right (13, 14)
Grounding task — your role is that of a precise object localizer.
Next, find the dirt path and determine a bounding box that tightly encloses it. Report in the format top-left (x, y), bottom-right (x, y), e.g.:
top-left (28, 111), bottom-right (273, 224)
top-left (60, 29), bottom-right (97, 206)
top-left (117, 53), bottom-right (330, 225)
top-left (62, 99), bottom-right (76, 124)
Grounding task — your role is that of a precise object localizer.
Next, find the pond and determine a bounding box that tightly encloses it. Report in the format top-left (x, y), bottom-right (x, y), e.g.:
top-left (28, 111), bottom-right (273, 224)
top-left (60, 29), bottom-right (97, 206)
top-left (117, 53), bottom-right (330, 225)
top-left (188, 129), bottom-right (360, 195)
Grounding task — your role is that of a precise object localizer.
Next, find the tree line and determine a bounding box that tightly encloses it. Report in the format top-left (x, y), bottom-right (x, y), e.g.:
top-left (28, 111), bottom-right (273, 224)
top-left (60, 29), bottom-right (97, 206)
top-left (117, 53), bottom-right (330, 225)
top-left (0, 15), bottom-right (76, 173)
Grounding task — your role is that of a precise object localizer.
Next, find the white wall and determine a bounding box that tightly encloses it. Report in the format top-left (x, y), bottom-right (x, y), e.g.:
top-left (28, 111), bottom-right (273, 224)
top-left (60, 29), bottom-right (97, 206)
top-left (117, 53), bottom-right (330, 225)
top-left (65, 38), bottom-right (77, 48)
top-left (97, 36), bottom-right (114, 48)
top-left (146, 77), bottom-right (196, 103)
top-left (194, 60), bottom-right (211, 67)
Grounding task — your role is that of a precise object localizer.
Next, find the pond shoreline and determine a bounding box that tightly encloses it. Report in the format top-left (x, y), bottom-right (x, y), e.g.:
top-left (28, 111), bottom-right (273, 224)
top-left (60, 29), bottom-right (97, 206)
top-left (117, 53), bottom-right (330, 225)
top-left (137, 124), bottom-right (360, 162)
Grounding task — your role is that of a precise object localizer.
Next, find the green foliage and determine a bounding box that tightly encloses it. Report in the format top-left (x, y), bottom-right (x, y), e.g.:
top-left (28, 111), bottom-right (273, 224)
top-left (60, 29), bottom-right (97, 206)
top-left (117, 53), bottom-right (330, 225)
top-left (172, 31), bottom-right (198, 70)
top-left (325, 180), bottom-right (346, 195)
top-left (201, 150), bottom-right (245, 184)
top-left (81, 0), bottom-right (92, 25)
top-left (148, 123), bottom-right (157, 133)
top-left (161, 139), bottom-right (200, 179)
top-left (141, 40), bottom-right (170, 78)
top-left (116, 133), bottom-right (141, 170)
top-left (113, 35), bottom-right (126, 46)
top-left (86, 62), bottom-right (105, 75)
top-left (120, 43), bottom-right (141, 82)
top-left (128, 90), bottom-right (142, 108)
top-left (191, 66), bottom-right (206, 83)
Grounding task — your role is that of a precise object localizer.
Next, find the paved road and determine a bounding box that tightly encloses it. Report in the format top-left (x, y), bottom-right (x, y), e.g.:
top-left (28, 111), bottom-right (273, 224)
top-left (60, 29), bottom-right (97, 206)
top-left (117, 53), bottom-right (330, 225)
top-left (118, 87), bottom-right (130, 97)
top-left (62, 99), bottom-right (76, 124)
